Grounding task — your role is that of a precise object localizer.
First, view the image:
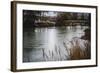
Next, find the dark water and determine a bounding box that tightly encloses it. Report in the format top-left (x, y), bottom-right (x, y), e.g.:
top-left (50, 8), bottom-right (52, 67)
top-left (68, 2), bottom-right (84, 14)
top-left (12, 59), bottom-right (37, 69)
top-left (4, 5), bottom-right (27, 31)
top-left (23, 26), bottom-right (88, 62)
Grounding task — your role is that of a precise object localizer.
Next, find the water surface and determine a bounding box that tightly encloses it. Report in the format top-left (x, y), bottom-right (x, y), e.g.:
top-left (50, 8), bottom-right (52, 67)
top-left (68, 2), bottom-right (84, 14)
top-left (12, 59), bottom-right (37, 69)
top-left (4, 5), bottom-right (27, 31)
top-left (23, 26), bottom-right (88, 62)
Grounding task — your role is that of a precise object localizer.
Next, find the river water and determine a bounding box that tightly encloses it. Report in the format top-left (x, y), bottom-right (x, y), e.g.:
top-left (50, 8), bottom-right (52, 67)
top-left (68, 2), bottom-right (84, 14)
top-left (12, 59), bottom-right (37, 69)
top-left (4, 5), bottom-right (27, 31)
top-left (23, 26), bottom-right (89, 62)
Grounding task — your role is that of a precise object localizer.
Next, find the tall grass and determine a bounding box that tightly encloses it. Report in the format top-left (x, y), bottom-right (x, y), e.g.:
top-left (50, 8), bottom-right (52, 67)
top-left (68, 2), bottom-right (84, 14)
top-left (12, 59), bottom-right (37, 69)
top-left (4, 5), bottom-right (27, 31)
top-left (42, 38), bottom-right (90, 61)
top-left (65, 38), bottom-right (91, 60)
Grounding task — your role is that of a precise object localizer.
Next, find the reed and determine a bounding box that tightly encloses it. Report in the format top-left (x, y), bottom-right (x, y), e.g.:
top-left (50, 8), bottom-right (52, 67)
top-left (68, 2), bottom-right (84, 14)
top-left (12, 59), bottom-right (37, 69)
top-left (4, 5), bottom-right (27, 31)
top-left (68, 39), bottom-right (91, 60)
top-left (42, 38), bottom-right (90, 61)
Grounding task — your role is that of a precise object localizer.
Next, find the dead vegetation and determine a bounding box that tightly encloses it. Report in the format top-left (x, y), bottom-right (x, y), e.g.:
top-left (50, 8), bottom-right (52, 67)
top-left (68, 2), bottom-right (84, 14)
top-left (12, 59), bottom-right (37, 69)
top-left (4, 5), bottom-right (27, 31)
top-left (64, 38), bottom-right (91, 60)
top-left (42, 38), bottom-right (91, 61)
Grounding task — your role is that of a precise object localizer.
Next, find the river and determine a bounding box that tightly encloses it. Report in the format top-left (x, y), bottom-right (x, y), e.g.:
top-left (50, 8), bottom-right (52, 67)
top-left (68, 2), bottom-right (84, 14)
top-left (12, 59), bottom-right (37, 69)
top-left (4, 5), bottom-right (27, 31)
top-left (23, 26), bottom-right (89, 62)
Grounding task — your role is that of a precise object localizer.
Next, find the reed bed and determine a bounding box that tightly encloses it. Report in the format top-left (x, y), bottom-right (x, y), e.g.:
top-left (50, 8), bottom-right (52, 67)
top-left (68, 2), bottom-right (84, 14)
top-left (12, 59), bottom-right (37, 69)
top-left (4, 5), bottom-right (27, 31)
top-left (42, 38), bottom-right (90, 61)
top-left (64, 38), bottom-right (91, 60)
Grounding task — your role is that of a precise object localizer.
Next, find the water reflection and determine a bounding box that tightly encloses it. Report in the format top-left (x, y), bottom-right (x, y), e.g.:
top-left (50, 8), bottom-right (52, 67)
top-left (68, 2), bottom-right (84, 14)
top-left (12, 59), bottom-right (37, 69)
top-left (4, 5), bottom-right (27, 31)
top-left (23, 26), bottom-right (89, 62)
top-left (48, 28), bottom-right (56, 50)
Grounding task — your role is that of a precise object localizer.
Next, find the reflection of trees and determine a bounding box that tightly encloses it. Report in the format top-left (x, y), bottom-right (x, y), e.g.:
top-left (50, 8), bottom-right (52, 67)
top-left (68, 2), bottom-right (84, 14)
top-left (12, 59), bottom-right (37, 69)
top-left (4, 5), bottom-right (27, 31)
top-left (23, 10), bottom-right (50, 28)
top-left (56, 12), bottom-right (72, 26)
top-left (23, 10), bottom-right (91, 28)
top-left (23, 10), bottom-right (41, 28)
top-left (55, 12), bottom-right (91, 26)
